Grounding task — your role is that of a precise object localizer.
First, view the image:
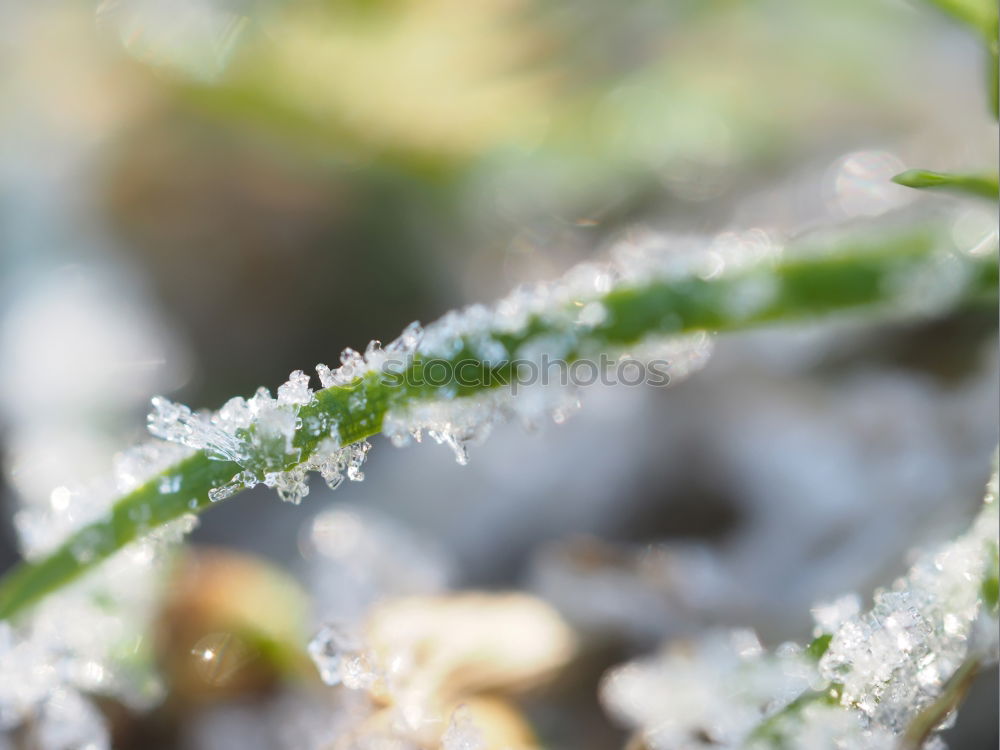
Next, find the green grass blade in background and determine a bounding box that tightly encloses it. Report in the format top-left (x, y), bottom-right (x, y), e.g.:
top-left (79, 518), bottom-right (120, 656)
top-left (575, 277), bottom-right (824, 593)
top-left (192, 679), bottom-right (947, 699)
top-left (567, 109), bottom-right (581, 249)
top-left (893, 169), bottom-right (999, 200)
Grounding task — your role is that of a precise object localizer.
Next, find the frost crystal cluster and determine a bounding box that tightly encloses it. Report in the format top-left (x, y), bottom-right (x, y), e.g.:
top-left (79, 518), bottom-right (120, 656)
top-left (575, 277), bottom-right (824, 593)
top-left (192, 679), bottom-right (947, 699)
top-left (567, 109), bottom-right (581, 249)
top-left (817, 467), bottom-right (1000, 732)
top-left (601, 629), bottom-right (817, 748)
top-left (149, 370), bottom-right (374, 505)
top-left (600, 467), bottom-right (1000, 750)
top-left (145, 219), bottom-right (992, 507)
top-left (1, 440), bottom-right (201, 748)
top-left (147, 229), bottom-right (799, 495)
top-left (441, 705), bottom-right (486, 750)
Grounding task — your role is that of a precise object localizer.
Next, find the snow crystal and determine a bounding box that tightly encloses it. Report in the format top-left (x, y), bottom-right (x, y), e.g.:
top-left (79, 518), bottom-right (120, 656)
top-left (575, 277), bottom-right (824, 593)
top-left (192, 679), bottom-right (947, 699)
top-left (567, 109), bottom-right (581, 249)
top-left (601, 629), bottom-right (814, 749)
top-left (0, 514), bottom-right (188, 743)
top-left (441, 705), bottom-right (485, 750)
top-left (114, 440), bottom-right (194, 494)
top-left (811, 594), bottom-right (862, 637)
top-left (383, 392), bottom-right (509, 464)
top-left (150, 364), bottom-right (375, 504)
top-left (600, 468), bottom-right (999, 750)
top-left (0, 421), bottom-right (209, 743)
top-left (147, 395), bottom-right (248, 464)
top-left (818, 471), bottom-right (999, 733)
top-left (276, 369), bottom-right (313, 406)
top-left (307, 622), bottom-right (378, 691)
top-left (749, 701), bottom-right (896, 750)
top-left (31, 688), bottom-right (110, 750)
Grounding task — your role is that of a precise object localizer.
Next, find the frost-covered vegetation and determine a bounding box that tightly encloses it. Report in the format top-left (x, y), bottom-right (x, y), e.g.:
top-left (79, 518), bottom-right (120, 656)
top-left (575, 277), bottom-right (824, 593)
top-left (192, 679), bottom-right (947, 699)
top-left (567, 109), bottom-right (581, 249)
top-left (0, 0), bottom-right (997, 748)
top-left (602, 468), bottom-right (999, 750)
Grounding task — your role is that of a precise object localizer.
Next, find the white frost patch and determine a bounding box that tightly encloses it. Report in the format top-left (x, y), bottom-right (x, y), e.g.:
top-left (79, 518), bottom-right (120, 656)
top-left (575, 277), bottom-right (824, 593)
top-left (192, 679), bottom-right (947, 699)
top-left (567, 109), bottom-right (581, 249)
top-left (599, 468), bottom-right (999, 749)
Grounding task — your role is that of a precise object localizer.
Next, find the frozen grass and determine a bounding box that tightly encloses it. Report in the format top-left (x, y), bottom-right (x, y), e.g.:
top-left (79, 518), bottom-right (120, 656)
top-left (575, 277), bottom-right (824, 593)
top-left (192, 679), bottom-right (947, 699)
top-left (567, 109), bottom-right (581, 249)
top-left (0, 221), bottom-right (995, 622)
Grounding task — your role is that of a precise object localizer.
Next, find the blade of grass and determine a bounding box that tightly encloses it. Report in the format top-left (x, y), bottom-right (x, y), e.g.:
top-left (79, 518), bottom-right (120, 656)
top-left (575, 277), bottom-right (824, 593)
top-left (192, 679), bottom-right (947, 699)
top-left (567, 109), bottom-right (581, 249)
top-left (893, 169), bottom-right (999, 200)
top-left (0, 226), bottom-right (996, 622)
top-left (898, 658), bottom-right (980, 750)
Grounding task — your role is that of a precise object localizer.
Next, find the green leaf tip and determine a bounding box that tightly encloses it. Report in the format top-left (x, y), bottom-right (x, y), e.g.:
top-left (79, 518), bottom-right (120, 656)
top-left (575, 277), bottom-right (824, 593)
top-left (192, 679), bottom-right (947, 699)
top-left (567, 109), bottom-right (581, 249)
top-left (892, 169), bottom-right (1000, 200)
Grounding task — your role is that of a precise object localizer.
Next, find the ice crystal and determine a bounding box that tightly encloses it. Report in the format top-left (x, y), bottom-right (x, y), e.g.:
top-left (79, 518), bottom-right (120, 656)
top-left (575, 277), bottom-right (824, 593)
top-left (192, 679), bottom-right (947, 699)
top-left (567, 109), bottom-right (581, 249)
top-left (306, 622), bottom-right (369, 688)
top-left (0, 435), bottom-right (208, 745)
top-left (600, 468), bottom-right (1000, 749)
top-left (277, 369), bottom-right (314, 406)
top-left (601, 630), bottom-right (816, 749)
top-left (818, 468), bottom-right (1000, 733)
top-left (147, 395), bottom-right (249, 464)
top-left (441, 705), bottom-right (485, 750)
top-left (811, 594), bottom-right (862, 637)
top-left (383, 392), bottom-right (510, 463)
top-left (0, 511), bottom-right (194, 745)
top-left (306, 618), bottom-right (390, 697)
top-left (150, 367), bottom-right (376, 504)
top-left (30, 688), bottom-right (110, 750)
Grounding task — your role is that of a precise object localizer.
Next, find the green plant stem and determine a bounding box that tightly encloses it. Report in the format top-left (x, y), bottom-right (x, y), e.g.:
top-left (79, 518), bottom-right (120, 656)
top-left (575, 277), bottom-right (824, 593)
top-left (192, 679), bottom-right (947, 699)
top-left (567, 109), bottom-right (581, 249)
top-left (899, 658), bottom-right (980, 750)
top-left (0, 228), bottom-right (996, 622)
top-left (746, 685), bottom-right (844, 747)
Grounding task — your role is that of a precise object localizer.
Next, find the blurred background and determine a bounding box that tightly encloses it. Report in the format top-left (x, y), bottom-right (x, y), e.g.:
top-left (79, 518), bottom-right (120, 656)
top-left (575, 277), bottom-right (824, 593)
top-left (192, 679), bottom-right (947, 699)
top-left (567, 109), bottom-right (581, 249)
top-left (0, 0), bottom-right (997, 748)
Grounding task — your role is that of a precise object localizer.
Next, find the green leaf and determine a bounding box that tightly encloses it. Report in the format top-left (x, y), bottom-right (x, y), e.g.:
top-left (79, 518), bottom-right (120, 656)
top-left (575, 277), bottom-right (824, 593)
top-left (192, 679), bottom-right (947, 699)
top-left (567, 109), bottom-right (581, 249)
top-left (916, 0), bottom-right (999, 117)
top-left (805, 633), bottom-right (832, 661)
top-left (900, 658), bottom-right (981, 750)
top-left (746, 683), bottom-right (843, 746)
top-left (981, 540), bottom-right (999, 612)
top-left (892, 169), bottom-right (1000, 200)
top-left (988, 18), bottom-right (999, 118)
top-left (0, 226), bottom-right (996, 622)
top-left (920, 0), bottom-right (998, 39)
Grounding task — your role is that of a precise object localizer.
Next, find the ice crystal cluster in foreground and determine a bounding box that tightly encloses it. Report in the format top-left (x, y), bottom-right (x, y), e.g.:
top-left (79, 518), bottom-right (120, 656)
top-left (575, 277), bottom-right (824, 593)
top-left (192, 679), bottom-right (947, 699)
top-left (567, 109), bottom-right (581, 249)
top-left (1, 441), bottom-right (201, 748)
top-left (601, 468), bottom-right (1000, 750)
top-left (149, 370), bottom-right (375, 505)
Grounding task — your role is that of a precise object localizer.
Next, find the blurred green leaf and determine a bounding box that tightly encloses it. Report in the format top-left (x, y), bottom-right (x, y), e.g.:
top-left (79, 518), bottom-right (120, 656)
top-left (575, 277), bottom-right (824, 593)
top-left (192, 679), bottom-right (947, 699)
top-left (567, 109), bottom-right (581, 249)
top-left (892, 169), bottom-right (999, 200)
top-left (805, 633), bottom-right (832, 661)
top-left (920, 0), bottom-right (998, 38)
top-left (918, 0), bottom-right (999, 117)
top-left (900, 658), bottom-right (981, 750)
top-left (982, 540), bottom-right (999, 612)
